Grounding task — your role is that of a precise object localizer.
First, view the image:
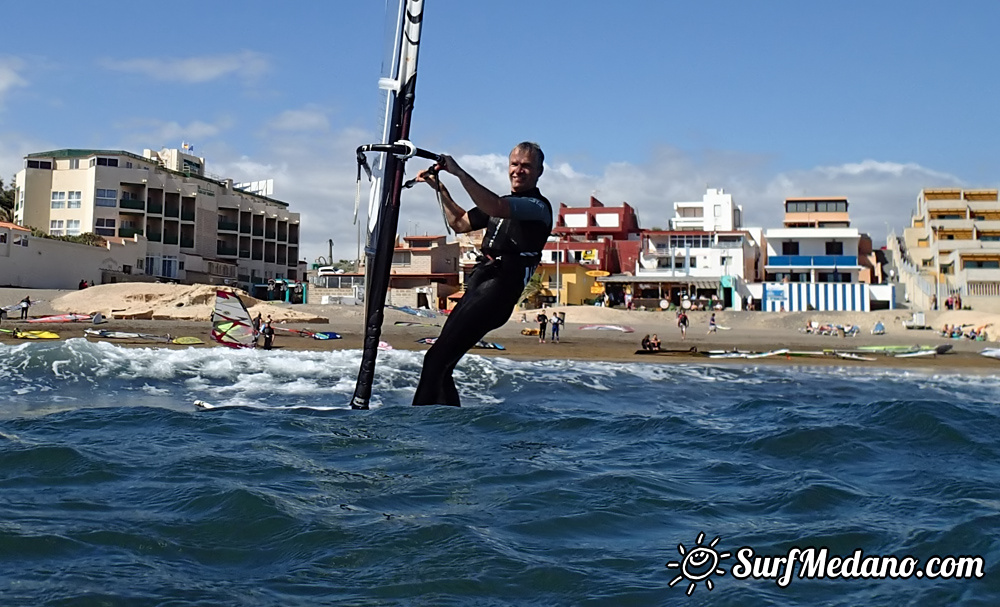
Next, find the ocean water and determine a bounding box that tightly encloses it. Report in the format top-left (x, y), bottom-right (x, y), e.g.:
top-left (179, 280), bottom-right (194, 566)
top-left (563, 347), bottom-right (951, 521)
top-left (1, 339), bottom-right (998, 606)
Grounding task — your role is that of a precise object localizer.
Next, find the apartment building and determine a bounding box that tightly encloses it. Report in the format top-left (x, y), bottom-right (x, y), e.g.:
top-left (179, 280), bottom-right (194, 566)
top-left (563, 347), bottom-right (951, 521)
top-left (13, 147), bottom-right (299, 290)
top-left (761, 197), bottom-right (888, 312)
top-left (670, 187), bottom-right (743, 232)
top-left (893, 188), bottom-right (1000, 309)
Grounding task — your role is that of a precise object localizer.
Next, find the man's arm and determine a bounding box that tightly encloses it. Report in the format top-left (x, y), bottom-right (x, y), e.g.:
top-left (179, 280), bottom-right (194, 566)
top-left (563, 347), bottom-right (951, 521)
top-left (437, 155), bottom-right (511, 218)
top-left (416, 169), bottom-right (473, 233)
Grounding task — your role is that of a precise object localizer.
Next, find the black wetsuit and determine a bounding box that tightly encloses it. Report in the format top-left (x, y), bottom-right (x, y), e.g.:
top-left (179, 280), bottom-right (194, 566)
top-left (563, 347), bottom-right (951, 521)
top-left (413, 187), bottom-right (552, 406)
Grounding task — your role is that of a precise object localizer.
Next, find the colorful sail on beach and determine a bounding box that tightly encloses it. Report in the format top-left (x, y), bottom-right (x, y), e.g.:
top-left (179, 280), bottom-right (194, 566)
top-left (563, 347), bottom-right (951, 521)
top-left (210, 290), bottom-right (255, 348)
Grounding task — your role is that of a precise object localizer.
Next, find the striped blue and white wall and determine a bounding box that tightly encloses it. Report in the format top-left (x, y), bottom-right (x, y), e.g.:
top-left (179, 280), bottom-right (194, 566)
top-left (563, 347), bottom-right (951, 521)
top-left (760, 282), bottom-right (873, 312)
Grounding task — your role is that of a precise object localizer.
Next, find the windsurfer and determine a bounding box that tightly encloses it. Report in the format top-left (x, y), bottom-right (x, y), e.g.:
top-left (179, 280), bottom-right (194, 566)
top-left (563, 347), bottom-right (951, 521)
top-left (411, 142), bottom-right (552, 406)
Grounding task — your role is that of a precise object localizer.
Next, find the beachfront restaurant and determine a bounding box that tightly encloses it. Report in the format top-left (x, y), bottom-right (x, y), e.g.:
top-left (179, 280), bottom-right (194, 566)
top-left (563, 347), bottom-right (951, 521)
top-left (596, 275), bottom-right (731, 309)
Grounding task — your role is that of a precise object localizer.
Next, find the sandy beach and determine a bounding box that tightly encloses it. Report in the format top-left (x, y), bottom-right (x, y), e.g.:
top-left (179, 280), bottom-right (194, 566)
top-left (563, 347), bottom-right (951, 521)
top-left (2, 283), bottom-right (999, 373)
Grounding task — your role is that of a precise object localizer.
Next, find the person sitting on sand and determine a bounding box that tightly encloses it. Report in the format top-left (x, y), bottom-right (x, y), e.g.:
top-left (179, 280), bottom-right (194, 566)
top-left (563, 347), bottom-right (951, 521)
top-left (649, 334), bottom-right (661, 351)
top-left (641, 334), bottom-right (652, 351)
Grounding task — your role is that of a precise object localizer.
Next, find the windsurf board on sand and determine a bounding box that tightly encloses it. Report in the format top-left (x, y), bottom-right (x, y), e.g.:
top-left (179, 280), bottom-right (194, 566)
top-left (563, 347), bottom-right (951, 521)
top-left (26, 313), bottom-right (92, 323)
top-left (417, 336), bottom-right (505, 350)
top-left (580, 324), bottom-right (635, 333)
top-left (0, 328), bottom-right (59, 339)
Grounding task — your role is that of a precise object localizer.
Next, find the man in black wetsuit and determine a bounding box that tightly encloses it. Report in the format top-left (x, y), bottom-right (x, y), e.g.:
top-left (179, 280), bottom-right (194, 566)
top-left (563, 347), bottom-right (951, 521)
top-left (412, 141), bottom-right (552, 406)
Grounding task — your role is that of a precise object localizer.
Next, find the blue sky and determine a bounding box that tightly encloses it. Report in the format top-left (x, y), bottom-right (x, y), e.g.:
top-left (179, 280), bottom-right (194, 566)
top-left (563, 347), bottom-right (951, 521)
top-left (2, 1), bottom-right (998, 263)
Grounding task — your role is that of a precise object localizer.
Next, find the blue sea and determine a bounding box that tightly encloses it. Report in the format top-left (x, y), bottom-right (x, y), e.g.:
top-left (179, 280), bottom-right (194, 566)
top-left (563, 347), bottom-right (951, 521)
top-left (1, 338), bottom-right (998, 606)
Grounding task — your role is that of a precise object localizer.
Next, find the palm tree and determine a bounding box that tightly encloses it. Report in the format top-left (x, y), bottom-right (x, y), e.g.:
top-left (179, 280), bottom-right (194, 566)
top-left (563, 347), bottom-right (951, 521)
top-left (520, 271), bottom-right (545, 308)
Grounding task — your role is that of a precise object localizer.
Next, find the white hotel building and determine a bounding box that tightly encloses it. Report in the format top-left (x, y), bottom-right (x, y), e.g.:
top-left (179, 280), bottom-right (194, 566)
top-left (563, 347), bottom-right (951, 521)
top-left (13, 147), bottom-right (300, 289)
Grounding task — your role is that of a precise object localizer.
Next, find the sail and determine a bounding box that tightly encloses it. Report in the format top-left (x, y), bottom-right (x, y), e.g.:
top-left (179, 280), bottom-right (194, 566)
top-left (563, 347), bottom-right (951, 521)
top-left (211, 290), bottom-right (255, 349)
top-left (351, 0), bottom-right (433, 410)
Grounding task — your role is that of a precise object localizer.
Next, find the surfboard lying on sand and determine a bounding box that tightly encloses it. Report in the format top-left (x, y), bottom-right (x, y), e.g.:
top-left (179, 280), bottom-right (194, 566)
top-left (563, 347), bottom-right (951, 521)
top-left (634, 347), bottom-right (699, 356)
top-left (386, 305), bottom-right (436, 319)
top-left (0, 328), bottom-right (59, 339)
top-left (980, 348), bottom-right (1000, 359)
top-left (273, 327), bottom-right (342, 340)
top-left (395, 321), bottom-right (441, 328)
top-left (580, 324), bottom-right (635, 333)
top-left (26, 313), bottom-right (92, 323)
top-left (84, 328), bottom-right (204, 345)
top-left (417, 336), bottom-right (505, 350)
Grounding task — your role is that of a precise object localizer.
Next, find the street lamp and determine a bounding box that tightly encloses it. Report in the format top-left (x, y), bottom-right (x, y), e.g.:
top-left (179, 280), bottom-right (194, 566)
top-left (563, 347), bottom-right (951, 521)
top-left (555, 238), bottom-right (561, 307)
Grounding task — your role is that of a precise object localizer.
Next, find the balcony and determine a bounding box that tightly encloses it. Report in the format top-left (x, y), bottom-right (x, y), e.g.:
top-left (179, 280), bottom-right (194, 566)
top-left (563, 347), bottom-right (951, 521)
top-left (147, 202), bottom-right (163, 214)
top-left (766, 255), bottom-right (858, 268)
top-left (164, 206), bottom-right (180, 218)
top-left (239, 224), bottom-right (251, 234)
top-left (119, 198), bottom-right (145, 211)
top-left (239, 249), bottom-right (251, 258)
top-left (181, 210), bottom-right (196, 221)
top-left (163, 234), bottom-right (179, 245)
top-left (252, 228), bottom-right (264, 237)
top-left (218, 220), bottom-right (239, 232)
top-left (265, 230), bottom-right (276, 240)
top-left (180, 238), bottom-right (195, 249)
top-left (146, 232), bottom-right (162, 242)
top-left (119, 228), bottom-right (144, 238)
top-left (217, 244), bottom-right (238, 257)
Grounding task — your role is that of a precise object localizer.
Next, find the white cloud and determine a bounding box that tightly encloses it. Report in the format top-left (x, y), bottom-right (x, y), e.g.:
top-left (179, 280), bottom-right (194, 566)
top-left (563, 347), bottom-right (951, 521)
top-left (266, 106), bottom-right (330, 132)
top-left (0, 57), bottom-right (27, 108)
top-left (114, 117), bottom-right (235, 151)
top-left (101, 50), bottom-right (270, 84)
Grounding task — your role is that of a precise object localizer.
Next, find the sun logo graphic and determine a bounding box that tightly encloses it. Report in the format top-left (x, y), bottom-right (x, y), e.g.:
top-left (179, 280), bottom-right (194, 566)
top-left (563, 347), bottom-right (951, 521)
top-left (665, 532), bottom-right (731, 596)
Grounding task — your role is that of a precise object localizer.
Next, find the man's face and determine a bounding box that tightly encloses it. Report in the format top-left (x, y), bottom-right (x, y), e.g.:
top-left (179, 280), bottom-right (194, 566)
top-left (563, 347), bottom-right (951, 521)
top-left (508, 148), bottom-right (541, 193)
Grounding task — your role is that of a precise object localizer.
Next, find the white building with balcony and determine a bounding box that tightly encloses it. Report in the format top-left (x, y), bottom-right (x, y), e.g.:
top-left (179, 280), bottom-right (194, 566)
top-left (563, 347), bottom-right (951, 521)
top-left (13, 147), bottom-right (300, 291)
top-left (670, 188), bottom-right (743, 232)
top-left (761, 197), bottom-right (888, 312)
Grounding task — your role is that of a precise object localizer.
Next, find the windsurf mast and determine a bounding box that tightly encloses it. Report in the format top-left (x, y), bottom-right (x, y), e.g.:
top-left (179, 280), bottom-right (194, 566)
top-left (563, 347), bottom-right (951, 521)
top-left (351, 0), bottom-right (436, 409)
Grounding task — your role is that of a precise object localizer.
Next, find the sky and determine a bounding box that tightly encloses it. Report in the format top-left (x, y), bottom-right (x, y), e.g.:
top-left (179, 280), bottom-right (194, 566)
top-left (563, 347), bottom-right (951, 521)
top-left (2, 0), bottom-right (999, 264)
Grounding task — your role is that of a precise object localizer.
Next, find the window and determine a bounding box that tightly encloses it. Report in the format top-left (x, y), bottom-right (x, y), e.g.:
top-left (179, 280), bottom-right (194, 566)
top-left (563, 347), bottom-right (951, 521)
top-left (96, 157), bottom-right (119, 167)
top-left (96, 189), bottom-right (117, 207)
top-left (66, 219), bottom-right (81, 236)
top-left (67, 191), bottom-right (82, 209)
top-left (69, 158), bottom-right (80, 169)
top-left (125, 161), bottom-right (133, 169)
top-left (50, 219), bottom-right (65, 235)
top-left (781, 241), bottom-right (800, 255)
top-left (714, 205), bottom-right (722, 217)
top-left (96, 218), bottom-right (117, 237)
top-left (392, 251), bottom-right (411, 266)
top-left (13, 234), bottom-right (28, 247)
top-left (26, 160), bottom-right (52, 169)
top-left (0, 232), bottom-right (6, 244)
top-left (825, 241), bottom-right (844, 255)
top-left (51, 191), bottom-right (66, 209)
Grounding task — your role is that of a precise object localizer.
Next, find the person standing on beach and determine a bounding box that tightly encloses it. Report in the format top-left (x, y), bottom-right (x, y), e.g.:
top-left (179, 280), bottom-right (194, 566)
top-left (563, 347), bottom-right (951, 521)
top-left (708, 312), bottom-right (717, 334)
top-left (410, 142), bottom-right (552, 406)
top-left (252, 313), bottom-right (262, 348)
top-left (261, 319), bottom-right (275, 350)
top-left (19, 296), bottom-right (30, 320)
top-left (550, 311), bottom-right (561, 343)
top-left (677, 310), bottom-right (689, 340)
top-left (536, 311), bottom-right (548, 343)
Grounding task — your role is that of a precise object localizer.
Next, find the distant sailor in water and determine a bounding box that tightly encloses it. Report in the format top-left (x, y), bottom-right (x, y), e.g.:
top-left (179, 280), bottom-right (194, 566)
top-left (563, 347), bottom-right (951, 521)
top-left (412, 142), bottom-right (552, 406)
